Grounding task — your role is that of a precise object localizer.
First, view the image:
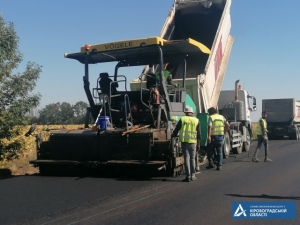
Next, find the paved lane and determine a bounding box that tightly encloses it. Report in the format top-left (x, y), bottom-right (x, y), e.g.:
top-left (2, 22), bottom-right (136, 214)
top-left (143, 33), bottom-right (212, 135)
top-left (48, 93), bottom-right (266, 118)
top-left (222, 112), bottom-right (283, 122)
top-left (1, 140), bottom-right (300, 225)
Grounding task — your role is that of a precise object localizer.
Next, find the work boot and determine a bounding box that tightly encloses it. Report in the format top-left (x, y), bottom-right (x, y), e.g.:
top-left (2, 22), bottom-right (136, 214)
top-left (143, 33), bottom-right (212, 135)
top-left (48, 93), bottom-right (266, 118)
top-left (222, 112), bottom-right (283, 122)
top-left (264, 158), bottom-right (272, 162)
top-left (216, 167), bottom-right (222, 171)
top-left (182, 178), bottom-right (190, 182)
top-left (205, 164), bottom-right (215, 169)
top-left (252, 157), bottom-right (259, 162)
top-left (191, 176), bottom-right (197, 181)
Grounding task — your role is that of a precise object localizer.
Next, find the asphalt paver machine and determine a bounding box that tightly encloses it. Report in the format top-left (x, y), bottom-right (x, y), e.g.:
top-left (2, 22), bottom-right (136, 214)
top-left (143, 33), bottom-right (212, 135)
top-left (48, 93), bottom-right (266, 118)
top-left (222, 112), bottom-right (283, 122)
top-left (30, 37), bottom-right (210, 176)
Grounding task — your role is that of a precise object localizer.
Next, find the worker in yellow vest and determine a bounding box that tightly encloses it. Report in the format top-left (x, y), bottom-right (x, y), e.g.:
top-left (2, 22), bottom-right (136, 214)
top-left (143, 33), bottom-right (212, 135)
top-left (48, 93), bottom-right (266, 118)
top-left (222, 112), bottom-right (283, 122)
top-left (252, 111), bottom-right (272, 162)
top-left (172, 106), bottom-right (201, 182)
top-left (146, 63), bottom-right (178, 103)
top-left (151, 63), bottom-right (178, 87)
top-left (206, 107), bottom-right (229, 171)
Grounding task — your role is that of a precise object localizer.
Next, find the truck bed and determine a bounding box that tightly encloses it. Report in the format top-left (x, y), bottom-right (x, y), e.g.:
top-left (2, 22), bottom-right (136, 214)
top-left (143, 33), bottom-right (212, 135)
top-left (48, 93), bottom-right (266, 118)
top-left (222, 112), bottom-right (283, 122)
top-left (131, 0), bottom-right (233, 112)
top-left (161, 1), bottom-right (226, 78)
top-left (262, 98), bottom-right (300, 125)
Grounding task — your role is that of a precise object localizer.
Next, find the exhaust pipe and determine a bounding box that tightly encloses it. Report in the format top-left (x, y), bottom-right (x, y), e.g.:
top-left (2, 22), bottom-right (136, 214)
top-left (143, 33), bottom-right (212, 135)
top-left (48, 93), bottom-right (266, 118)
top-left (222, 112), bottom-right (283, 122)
top-left (235, 80), bottom-right (240, 101)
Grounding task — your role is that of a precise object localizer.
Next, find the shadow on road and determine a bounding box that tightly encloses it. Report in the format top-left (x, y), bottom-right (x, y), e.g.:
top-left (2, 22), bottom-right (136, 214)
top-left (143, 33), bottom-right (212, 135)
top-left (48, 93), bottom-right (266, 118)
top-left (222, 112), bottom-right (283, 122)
top-left (0, 167), bottom-right (183, 183)
top-left (226, 193), bottom-right (300, 200)
top-left (2, 166), bottom-right (183, 183)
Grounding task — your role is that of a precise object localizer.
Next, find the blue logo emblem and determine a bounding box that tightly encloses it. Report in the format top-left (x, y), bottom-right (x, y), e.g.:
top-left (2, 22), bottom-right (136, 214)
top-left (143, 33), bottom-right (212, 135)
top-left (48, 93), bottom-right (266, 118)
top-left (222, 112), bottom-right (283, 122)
top-left (232, 202), bottom-right (296, 219)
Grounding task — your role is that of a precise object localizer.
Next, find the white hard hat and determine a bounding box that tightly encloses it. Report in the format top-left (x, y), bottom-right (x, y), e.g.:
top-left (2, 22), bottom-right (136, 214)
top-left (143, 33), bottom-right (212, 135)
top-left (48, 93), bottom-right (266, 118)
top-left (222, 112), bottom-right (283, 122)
top-left (184, 106), bottom-right (194, 113)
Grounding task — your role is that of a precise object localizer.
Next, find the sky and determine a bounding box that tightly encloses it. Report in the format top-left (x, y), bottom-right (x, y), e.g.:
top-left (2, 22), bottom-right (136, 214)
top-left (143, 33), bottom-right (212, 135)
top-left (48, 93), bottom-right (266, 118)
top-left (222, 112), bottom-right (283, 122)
top-left (1, 0), bottom-right (300, 121)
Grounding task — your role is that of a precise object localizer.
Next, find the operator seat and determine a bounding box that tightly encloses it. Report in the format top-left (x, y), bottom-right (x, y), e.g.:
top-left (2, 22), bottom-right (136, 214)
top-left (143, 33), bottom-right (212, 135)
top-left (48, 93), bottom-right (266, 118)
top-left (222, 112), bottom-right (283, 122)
top-left (99, 72), bottom-right (117, 94)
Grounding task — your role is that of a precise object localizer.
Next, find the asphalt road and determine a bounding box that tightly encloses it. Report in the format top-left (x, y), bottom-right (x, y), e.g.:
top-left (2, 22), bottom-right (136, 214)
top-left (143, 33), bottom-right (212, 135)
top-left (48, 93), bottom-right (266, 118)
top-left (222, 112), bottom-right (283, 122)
top-left (1, 140), bottom-right (300, 225)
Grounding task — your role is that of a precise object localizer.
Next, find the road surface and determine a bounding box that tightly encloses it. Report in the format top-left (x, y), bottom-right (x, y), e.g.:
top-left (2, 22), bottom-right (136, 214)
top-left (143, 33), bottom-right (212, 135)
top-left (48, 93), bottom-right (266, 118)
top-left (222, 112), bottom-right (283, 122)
top-left (0, 140), bottom-right (299, 225)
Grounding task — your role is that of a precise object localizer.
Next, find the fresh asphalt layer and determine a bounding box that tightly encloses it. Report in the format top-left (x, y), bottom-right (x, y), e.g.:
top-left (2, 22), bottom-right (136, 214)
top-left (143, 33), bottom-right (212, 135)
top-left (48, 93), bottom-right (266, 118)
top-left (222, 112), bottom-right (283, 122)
top-left (0, 139), bottom-right (299, 225)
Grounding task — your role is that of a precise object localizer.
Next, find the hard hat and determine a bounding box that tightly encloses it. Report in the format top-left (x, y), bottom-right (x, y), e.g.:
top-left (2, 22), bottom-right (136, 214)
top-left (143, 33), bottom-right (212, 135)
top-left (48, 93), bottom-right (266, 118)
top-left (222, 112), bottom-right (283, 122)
top-left (184, 106), bottom-right (194, 113)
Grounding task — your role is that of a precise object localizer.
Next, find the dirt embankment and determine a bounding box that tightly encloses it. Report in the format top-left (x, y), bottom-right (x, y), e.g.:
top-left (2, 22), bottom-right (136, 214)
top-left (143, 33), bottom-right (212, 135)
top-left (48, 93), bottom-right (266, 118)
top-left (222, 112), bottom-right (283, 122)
top-left (0, 125), bottom-right (85, 177)
top-left (0, 147), bottom-right (38, 176)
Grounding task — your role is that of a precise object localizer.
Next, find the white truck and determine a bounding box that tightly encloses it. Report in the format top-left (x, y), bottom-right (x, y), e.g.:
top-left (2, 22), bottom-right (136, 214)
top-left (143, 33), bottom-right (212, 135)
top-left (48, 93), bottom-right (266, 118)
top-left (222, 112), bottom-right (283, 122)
top-left (218, 80), bottom-right (257, 157)
top-left (262, 98), bottom-right (300, 140)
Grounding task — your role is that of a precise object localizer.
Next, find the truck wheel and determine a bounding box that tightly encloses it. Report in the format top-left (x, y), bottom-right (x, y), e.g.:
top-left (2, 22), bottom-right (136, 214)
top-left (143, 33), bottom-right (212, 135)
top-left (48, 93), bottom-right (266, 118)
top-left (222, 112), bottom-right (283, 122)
top-left (243, 142), bottom-right (250, 152)
top-left (293, 132), bottom-right (299, 140)
top-left (232, 145), bottom-right (242, 154)
top-left (289, 129), bottom-right (298, 140)
top-left (223, 132), bottom-right (231, 158)
top-left (242, 129), bottom-right (251, 152)
top-left (232, 131), bottom-right (242, 154)
top-left (294, 125), bottom-right (299, 140)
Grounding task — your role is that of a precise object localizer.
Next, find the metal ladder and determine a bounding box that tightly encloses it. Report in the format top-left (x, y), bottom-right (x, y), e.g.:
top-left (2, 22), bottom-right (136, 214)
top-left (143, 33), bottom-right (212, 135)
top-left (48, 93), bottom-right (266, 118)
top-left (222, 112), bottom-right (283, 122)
top-left (123, 94), bottom-right (134, 131)
top-left (109, 93), bottom-right (133, 131)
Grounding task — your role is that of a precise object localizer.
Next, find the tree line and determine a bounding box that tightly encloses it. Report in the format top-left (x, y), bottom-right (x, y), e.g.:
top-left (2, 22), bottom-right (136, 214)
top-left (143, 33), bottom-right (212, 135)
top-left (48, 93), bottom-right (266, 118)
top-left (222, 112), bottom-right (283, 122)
top-left (31, 101), bottom-right (89, 125)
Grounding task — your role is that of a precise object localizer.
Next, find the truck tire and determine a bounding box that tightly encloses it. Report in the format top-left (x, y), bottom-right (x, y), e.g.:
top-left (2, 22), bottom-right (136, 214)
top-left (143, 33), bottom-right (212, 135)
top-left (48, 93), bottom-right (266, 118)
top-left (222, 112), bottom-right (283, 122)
top-left (223, 132), bottom-right (231, 158)
top-left (232, 145), bottom-right (242, 154)
top-left (293, 132), bottom-right (299, 140)
top-left (242, 129), bottom-right (251, 152)
top-left (294, 125), bottom-right (299, 140)
top-left (289, 126), bottom-right (299, 140)
top-left (243, 142), bottom-right (250, 152)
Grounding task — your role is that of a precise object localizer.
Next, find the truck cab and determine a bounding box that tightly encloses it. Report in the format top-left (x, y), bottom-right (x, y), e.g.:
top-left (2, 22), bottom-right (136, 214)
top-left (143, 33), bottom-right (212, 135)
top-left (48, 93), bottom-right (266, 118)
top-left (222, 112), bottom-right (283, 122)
top-left (218, 81), bottom-right (257, 155)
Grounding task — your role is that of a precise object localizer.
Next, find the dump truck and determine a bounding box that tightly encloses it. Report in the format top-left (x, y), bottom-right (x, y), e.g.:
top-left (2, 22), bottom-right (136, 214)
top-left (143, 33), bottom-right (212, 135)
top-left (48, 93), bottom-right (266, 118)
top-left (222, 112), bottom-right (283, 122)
top-left (132, 0), bottom-right (257, 158)
top-left (218, 80), bottom-right (257, 156)
top-left (30, 0), bottom-right (237, 175)
top-left (262, 98), bottom-right (300, 140)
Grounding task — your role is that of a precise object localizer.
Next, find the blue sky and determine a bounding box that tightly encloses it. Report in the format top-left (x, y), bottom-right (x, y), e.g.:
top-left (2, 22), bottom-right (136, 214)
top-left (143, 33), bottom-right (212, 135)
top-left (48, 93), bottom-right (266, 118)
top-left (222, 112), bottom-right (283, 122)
top-left (1, 0), bottom-right (300, 121)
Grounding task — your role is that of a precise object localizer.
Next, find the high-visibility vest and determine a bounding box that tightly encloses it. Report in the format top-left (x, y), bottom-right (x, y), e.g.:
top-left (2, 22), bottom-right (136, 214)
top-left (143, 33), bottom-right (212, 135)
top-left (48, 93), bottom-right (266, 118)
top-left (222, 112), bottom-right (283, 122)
top-left (179, 116), bottom-right (199, 143)
top-left (210, 114), bottom-right (225, 136)
top-left (256, 117), bottom-right (267, 135)
top-left (155, 70), bottom-right (170, 82)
